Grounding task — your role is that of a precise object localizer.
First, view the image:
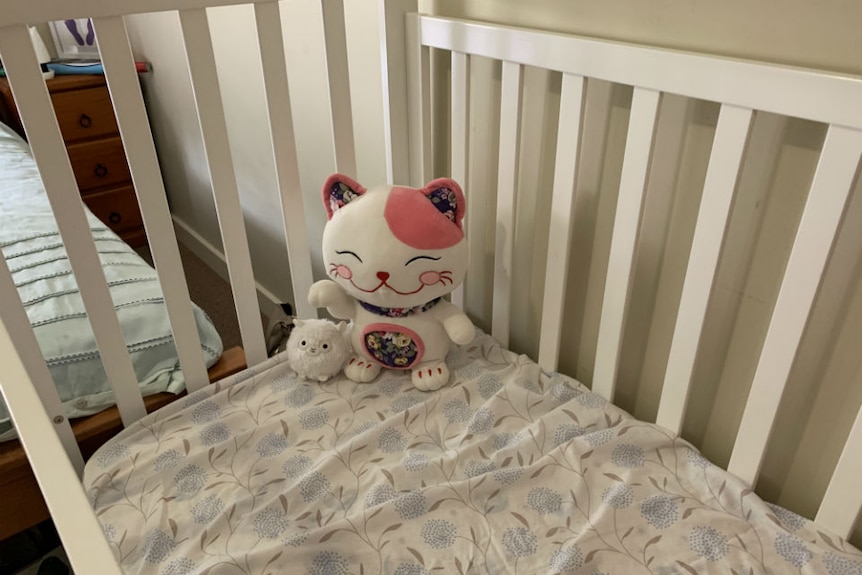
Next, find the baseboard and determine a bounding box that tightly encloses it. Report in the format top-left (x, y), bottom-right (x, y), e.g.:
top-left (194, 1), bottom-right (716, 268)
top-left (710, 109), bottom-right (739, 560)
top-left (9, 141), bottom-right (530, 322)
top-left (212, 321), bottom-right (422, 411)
top-left (172, 215), bottom-right (281, 319)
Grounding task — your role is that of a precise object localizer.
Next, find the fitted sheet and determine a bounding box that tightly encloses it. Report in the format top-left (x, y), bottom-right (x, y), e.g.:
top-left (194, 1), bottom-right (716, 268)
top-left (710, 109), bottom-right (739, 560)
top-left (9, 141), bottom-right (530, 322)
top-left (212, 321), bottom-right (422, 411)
top-left (0, 122), bottom-right (223, 439)
top-left (84, 331), bottom-right (862, 574)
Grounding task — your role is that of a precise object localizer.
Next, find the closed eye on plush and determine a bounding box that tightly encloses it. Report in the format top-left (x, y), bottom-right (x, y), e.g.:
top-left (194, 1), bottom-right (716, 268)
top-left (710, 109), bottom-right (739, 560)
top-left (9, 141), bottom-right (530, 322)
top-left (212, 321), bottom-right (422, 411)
top-left (405, 255), bottom-right (441, 266)
top-left (336, 250), bottom-right (362, 262)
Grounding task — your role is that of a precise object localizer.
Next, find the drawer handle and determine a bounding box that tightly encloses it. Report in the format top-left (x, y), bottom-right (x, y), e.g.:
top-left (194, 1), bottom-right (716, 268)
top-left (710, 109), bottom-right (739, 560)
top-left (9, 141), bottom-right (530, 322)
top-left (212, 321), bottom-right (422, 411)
top-left (94, 163), bottom-right (108, 178)
top-left (109, 212), bottom-right (122, 225)
top-left (79, 113), bottom-right (93, 128)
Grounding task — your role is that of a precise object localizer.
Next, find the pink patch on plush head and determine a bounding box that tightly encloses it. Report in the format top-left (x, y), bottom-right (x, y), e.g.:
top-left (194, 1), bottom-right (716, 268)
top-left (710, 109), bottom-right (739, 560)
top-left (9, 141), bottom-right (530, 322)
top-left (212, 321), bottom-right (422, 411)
top-left (322, 173), bottom-right (366, 220)
top-left (384, 179), bottom-right (465, 250)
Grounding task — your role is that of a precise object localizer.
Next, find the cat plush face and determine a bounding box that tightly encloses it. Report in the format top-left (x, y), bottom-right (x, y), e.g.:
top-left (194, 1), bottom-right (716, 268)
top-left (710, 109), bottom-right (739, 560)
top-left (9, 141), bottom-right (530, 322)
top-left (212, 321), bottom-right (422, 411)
top-left (321, 174), bottom-right (468, 308)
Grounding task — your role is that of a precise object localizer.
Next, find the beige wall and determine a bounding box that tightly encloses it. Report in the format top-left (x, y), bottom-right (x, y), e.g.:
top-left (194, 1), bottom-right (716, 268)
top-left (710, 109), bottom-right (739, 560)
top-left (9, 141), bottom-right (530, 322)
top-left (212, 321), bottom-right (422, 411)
top-left (124, 1), bottom-right (343, 312)
top-left (424, 0), bottom-right (862, 75)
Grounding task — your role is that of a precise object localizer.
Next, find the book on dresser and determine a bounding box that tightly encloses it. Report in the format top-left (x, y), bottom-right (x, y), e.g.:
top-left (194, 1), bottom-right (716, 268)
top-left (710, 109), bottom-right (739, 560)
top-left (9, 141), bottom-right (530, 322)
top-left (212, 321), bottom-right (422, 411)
top-left (0, 74), bottom-right (147, 248)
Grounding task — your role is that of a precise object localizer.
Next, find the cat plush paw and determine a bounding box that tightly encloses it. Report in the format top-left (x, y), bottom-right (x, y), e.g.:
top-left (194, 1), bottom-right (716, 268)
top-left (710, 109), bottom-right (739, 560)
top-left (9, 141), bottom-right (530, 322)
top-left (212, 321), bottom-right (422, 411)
top-left (412, 361), bottom-right (450, 391)
top-left (443, 313), bottom-right (475, 346)
top-left (308, 280), bottom-right (355, 319)
top-left (344, 356), bottom-right (381, 383)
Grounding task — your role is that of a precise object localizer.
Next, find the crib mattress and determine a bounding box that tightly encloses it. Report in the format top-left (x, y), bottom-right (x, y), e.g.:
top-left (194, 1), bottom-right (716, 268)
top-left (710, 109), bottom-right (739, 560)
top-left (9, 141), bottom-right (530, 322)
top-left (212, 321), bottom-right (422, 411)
top-left (84, 331), bottom-right (862, 574)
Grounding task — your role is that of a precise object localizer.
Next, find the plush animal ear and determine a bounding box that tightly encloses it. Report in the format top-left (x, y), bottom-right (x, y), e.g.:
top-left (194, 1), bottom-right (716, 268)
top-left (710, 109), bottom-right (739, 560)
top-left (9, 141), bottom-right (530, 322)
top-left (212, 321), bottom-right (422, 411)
top-left (421, 178), bottom-right (466, 227)
top-left (336, 321), bottom-right (349, 336)
top-left (292, 318), bottom-right (305, 328)
top-left (322, 174), bottom-right (366, 220)
top-left (384, 178), bottom-right (467, 250)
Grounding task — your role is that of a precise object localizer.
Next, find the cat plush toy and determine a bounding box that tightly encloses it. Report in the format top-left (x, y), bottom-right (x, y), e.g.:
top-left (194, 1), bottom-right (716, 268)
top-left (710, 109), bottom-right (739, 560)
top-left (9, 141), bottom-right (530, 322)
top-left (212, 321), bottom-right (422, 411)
top-left (308, 174), bottom-right (475, 391)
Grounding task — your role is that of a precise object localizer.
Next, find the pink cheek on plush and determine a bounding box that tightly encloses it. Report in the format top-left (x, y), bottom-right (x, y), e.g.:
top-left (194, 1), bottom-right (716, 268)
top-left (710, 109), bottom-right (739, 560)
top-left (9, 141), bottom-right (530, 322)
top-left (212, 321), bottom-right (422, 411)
top-left (335, 265), bottom-right (353, 280)
top-left (419, 271), bottom-right (441, 286)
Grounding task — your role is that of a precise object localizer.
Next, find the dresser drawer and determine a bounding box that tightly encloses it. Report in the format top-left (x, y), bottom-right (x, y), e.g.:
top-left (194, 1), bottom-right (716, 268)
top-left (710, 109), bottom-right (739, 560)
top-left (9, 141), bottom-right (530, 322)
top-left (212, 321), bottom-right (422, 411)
top-left (82, 185), bottom-right (143, 234)
top-left (66, 136), bottom-right (132, 191)
top-left (51, 86), bottom-right (120, 142)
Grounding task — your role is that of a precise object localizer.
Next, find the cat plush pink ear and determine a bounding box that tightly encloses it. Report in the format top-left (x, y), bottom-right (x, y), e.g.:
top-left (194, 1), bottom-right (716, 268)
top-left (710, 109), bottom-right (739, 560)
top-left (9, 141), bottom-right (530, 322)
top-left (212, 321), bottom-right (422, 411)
top-left (322, 174), bottom-right (366, 220)
top-left (422, 178), bottom-right (466, 227)
top-left (384, 178), bottom-right (467, 250)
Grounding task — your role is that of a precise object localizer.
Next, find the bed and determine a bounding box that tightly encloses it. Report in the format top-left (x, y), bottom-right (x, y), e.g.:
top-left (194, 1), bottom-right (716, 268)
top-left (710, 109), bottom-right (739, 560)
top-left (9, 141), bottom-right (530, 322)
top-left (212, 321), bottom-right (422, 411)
top-left (0, 0), bottom-right (860, 573)
top-left (86, 332), bottom-right (862, 574)
top-left (0, 119), bottom-right (225, 441)
top-left (0, 119), bottom-right (245, 539)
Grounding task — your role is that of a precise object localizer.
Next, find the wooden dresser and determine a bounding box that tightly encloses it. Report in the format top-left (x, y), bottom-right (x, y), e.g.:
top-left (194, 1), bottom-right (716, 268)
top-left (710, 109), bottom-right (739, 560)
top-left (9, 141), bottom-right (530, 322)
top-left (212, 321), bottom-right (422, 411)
top-left (0, 74), bottom-right (147, 247)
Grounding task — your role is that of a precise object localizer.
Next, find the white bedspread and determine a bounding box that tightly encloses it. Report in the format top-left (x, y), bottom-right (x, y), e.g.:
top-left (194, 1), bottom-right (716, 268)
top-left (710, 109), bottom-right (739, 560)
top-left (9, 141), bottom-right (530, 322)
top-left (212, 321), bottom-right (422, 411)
top-left (85, 332), bottom-right (862, 574)
top-left (0, 121), bottom-right (222, 439)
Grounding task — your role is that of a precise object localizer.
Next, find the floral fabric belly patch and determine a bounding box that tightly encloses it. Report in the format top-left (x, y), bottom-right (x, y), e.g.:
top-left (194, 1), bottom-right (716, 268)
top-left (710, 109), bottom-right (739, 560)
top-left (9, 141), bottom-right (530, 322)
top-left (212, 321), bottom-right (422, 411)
top-left (362, 323), bottom-right (424, 369)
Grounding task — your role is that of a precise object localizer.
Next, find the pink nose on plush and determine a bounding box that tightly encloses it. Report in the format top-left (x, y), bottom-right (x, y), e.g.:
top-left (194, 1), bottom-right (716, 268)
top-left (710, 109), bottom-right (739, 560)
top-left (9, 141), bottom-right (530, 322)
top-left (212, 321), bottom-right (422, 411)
top-left (376, 271), bottom-right (390, 282)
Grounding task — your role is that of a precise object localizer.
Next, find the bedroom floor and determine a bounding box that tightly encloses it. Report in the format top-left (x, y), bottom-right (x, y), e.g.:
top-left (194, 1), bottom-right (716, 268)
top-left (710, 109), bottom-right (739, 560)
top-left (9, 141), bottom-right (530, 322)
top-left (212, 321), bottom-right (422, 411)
top-left (11, 549), bottom-right (71, 575)
top-left (0, 521), bottom-right (71, 575)
top-left (135, 242), bottom-right (246, 350)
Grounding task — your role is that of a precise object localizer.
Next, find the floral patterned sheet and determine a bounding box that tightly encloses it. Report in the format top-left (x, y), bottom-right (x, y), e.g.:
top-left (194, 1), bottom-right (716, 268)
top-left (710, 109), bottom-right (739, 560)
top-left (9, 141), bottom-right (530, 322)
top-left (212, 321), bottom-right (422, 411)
top-left (84, 331), bottom-right (862, 575)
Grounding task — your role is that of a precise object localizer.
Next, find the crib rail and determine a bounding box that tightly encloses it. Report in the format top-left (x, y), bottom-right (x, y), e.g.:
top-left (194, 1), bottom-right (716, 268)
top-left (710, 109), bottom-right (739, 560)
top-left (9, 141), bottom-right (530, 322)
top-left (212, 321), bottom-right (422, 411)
top-left (0, 0), bottom-right (344, 570)
top-left (0, 26), bottom-right (149, 427)
top-left (408, 13), bottom-right (862, 539)
top-left (0, 314), bottom-right (121, 573)
top-left (178, 7), bottom-right (269, 366)
top-left (1, 0), bottom-right (278, 26)
top-left (94, 16), bottom-right (211, 393)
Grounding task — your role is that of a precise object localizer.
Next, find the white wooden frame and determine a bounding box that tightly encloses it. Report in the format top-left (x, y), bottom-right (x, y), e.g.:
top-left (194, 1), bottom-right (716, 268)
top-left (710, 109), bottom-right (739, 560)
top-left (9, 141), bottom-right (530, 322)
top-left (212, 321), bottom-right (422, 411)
top-left (0, 2), bottom-right (860, 571)
top-left (408, 13), bottom-right (862, 542)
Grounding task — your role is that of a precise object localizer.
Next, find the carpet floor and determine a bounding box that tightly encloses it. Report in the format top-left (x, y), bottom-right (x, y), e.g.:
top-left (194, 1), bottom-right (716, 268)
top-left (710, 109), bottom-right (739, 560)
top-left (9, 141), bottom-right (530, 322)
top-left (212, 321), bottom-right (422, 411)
top-left (135, 242), bottom-right (248, 350)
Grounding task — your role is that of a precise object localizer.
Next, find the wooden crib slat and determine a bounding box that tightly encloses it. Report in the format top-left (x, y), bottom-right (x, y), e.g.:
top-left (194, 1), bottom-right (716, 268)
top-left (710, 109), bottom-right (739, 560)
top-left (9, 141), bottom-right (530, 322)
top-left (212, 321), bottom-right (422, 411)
top-left (0, 24), bottom-right (147, 427)
top-left (727, 125), bottom-right (862, 486)
top-left (0, 315), bottom-right (121, 574)
top-left (379, 0), bottom-right (418, 185)
top-left (406, 12), bottom-right (431, 187)
top-left (573, 80), bottom-right (615, 382)
top-left (93, 16), bottom-right (210, 392)
top-left (538, 74), bottom-right (586, 372)
top-left (320, 0), bottom-right (357, 176)
top-left (592, 87), bottom-right (660, 401)
top-left (655, 104), bottom-right (753, 433)
top-left (178, 8), bottom-right (267, 367)
top-left (816, 401), bottom-right (862, 538)
top-left (621, 94), bottom-right (691, 418)
top-left (450, 51), bottom-right (470, 310)
top-left (0, 254), bottom-right (84, 473)
top-left (491, 61), bottom-right (524, 349)
top-left (254, 2), bottom-right (316, 320)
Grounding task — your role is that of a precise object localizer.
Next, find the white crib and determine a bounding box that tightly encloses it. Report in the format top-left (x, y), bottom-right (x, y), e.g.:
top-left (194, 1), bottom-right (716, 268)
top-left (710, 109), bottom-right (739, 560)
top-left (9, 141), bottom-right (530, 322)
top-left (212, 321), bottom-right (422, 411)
top-left (0, 0), bottom-right (860, 573)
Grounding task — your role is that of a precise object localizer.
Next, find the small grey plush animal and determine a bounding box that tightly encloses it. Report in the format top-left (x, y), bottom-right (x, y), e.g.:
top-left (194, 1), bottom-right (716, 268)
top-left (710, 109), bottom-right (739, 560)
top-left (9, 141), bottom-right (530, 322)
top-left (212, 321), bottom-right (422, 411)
top-left (286, 318), bottom-right (350, 382)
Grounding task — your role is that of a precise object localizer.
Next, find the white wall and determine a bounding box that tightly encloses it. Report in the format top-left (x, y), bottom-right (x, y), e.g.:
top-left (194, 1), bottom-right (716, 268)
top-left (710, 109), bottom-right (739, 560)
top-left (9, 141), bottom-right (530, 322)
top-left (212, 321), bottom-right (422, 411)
top-left (125, 0), bottom-right (350, 311)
